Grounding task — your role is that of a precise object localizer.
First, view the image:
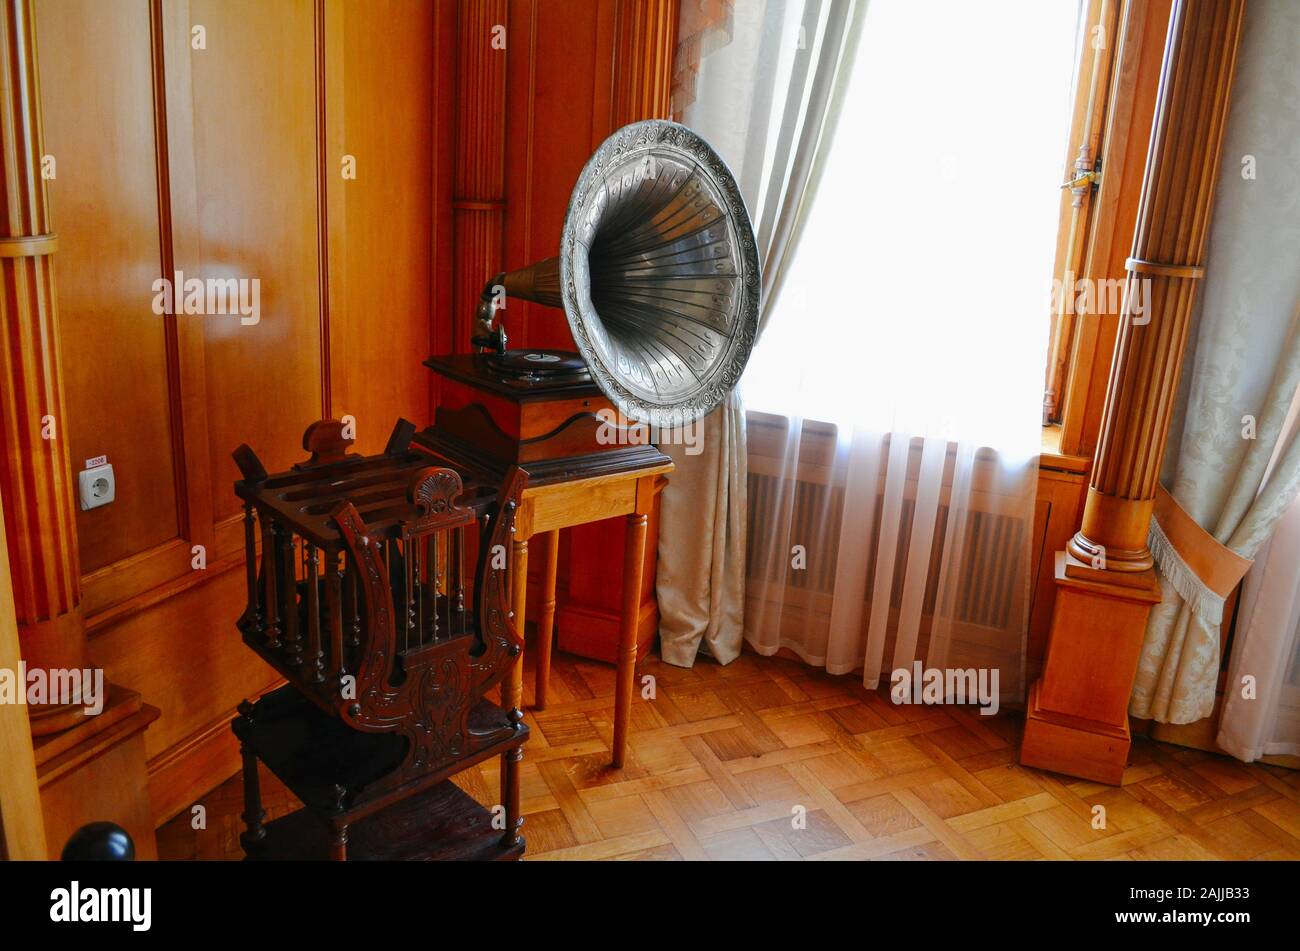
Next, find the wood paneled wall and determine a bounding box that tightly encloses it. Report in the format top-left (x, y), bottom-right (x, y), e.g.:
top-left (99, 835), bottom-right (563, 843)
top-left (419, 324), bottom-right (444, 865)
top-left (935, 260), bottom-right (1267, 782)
top-left (35, 0), bottom-right (438, 822)
top-left (32, 0), bottom-right (666, 826)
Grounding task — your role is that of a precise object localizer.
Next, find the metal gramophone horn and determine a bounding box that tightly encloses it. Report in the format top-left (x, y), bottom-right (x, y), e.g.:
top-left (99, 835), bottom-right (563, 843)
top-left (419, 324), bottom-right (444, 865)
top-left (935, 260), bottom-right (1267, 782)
top-left (473, 120), bottom-right (761, 428)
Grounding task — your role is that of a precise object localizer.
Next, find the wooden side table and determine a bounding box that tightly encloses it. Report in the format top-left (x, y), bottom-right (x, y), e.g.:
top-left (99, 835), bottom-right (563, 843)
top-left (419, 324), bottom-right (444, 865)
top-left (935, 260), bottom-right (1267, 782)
top-left (417, 353), bottom-right (675, 772)
top-left (508, 465), bottom-right (671, 768)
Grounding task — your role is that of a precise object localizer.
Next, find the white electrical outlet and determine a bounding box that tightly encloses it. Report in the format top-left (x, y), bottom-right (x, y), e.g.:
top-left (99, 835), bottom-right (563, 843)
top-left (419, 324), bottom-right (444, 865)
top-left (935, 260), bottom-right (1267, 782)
top-left (78, 463), bottom-right (115, 511)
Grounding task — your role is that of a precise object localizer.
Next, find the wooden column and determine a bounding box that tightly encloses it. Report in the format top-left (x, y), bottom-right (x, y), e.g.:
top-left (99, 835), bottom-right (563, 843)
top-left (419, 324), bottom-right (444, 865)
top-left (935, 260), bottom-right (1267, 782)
top-left (611, 0), bottom-right (678, 128)
top-left (451, 0), bottom-right (508, 353)
top-left (0, 0), bottom-right (159, 858)
top-left (0, 0), bottom-right (87, 734)
top-left (1021, 0), bottom-right (1245, 784)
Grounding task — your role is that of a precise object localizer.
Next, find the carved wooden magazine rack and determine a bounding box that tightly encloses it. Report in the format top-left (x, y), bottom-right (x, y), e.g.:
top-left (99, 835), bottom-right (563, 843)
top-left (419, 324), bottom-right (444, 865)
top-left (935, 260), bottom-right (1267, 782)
top-left (230, 418), bottom-right (529, 860)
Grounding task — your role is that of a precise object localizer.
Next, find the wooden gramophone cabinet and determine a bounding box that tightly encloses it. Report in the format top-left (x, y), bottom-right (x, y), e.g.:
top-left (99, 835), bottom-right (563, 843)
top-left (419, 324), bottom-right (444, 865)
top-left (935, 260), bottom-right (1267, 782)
top-left (420, 353), bottom-right (672, 767)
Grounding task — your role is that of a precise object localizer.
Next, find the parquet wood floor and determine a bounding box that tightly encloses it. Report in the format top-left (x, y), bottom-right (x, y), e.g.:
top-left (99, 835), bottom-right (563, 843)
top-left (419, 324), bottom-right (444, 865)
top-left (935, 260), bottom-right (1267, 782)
top-left (157, 649), bottom-right (1300, 861)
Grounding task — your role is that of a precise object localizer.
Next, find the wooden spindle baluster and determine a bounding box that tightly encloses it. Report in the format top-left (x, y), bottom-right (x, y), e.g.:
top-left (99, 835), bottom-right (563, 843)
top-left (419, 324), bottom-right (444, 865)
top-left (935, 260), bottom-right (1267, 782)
top-left (434, 535), bottom-right (444, 639)
top-left (241, 503), bottom-right (262, 635)
top-left (457, 526), bottom-right (466, 637)
top-left (262, 519), bottom-right (282, 649)
top-left (415, 535), bottom-right (425, 647)
top-left (404, 539), bottom-right (415, 652)
top-left (499, 739), bottom-right (523, 850)
top-left (305, 544), bottom-right (324, 683)
top-left (346, 554), bottom-right (361, 647)
top-left (326, 554), bottom-right (345, 681)
top-left (281, 528), bottom-right (302, 666)
top-left (443, 533), bottom-right (451, 642)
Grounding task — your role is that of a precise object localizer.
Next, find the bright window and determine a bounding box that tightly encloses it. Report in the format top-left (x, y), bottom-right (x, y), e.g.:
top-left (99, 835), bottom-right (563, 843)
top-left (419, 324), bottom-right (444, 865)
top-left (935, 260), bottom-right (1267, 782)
top-left (741, 0), bottom-right (1080, 463)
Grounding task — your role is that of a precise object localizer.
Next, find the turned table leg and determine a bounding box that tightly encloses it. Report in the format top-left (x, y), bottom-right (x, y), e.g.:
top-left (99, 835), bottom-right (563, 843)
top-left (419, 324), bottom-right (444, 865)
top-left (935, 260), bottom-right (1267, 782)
top-left (500, 739), bottom-right (524, 850)
top-left (612, 512), bottom-right (648, 768)
top-left (502, 536), bottom-right (529, 807)
top-left (234, 701), bottom-right (266, 854)
top-left (504, 536), bottom-right (529, 713)
top-left (534, 529), bottom-right (560, 710)
top-left (330, 824), bottom-right (348, 861)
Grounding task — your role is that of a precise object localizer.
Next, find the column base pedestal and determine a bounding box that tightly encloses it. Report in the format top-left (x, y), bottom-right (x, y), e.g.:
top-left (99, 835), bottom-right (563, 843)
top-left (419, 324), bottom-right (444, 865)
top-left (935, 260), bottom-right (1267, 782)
top-left (35, 684), bottom-right (160, 859)
top-left (1018, 551), bottom-right (1161, 785)
top-left (1021, 681), bottom-right (1131, 785)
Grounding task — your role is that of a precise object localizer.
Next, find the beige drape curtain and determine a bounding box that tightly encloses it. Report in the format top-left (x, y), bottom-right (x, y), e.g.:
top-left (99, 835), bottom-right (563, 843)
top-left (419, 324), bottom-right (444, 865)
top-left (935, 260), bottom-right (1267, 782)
top-left (1131, 0), bottom-right (1300, 726)
top-left (1219, 391), bottom-right (1300, 760)
top-left (657, 0), bottom-right (866, 666)
top-left (739, 0), bottom-right (1078, 696)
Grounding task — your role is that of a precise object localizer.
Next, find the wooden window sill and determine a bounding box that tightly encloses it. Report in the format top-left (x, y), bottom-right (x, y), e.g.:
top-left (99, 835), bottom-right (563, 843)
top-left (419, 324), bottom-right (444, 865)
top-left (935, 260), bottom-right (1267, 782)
top-left (1040, 424), bottom-right (1091, 475)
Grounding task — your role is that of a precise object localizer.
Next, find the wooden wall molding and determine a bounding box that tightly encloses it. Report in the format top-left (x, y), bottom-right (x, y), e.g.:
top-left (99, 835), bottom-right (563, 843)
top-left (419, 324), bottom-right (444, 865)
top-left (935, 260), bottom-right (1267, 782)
top-left (153, 0), bottom-right (214, 554)
top-left (313, 0), bottom-right (332, 419)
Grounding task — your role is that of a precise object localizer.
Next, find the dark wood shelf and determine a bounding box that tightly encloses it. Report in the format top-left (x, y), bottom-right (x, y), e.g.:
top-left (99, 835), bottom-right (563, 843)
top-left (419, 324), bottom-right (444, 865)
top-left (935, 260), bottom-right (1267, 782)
top-left (241, 685), bottom-right (525, 822)
top-left (247, 779), bottom-right (524, 861)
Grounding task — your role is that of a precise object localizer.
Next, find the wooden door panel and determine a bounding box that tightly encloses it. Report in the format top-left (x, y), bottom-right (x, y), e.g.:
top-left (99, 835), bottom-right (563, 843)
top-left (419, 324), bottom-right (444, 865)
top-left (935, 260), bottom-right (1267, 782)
top-left (38, 0), bottom-right (181, 572)
top-left (181, 0), bottom-right (323, 518)
top-left (504, 0), bottom-right (611, 352)
top-left (324, 0), bottom-right (435, 450)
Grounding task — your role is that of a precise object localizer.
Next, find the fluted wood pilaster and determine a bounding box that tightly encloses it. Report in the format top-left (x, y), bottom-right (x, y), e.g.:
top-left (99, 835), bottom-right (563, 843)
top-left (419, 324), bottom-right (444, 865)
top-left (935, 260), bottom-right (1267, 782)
top-left (451, 0), bottom-right (508, 353)
top-left (612, 0), bottom-right (678, 125)
top-left (1022, 0), bottom-right (1246, 785)
top-left (0, 0), bottom-right (87, 733)
top-left (1068, 0), bottom-right (1245, 573)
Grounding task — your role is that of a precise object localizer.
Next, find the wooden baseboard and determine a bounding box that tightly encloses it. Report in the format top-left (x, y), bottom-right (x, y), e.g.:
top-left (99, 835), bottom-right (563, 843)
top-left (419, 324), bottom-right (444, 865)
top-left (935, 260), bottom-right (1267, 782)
top-left (555, 600), bottom-right (657, 665)
top-left (147, 680), bottom-right (282, 827)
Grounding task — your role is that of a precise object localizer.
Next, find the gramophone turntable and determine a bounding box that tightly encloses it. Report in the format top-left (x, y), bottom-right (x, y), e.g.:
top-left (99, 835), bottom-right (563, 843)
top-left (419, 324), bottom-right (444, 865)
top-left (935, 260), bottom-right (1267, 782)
top-left (419, 119), bottom-right (761, 482)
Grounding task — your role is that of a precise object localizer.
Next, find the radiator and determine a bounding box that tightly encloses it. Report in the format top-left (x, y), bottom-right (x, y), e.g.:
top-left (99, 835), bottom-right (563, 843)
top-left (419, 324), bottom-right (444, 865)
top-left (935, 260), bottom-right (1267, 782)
top-left (744, 458), bottom-right (1029, 640)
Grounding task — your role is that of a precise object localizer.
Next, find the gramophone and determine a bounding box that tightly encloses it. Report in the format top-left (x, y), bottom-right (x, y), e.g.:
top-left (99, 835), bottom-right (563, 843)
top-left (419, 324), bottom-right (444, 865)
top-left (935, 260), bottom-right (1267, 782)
top-left (420, 120), bottom-right (760, 483)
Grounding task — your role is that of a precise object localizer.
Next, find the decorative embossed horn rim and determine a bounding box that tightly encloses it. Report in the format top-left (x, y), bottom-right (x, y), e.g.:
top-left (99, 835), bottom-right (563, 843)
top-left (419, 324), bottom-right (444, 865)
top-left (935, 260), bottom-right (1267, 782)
top-left (559, 119), bottom-right (761, 429)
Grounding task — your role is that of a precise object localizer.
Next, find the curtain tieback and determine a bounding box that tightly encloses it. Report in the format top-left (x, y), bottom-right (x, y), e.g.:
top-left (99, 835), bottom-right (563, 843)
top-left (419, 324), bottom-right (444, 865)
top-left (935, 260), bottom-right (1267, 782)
top-left (1148, 484), bottom-right (1254, 625)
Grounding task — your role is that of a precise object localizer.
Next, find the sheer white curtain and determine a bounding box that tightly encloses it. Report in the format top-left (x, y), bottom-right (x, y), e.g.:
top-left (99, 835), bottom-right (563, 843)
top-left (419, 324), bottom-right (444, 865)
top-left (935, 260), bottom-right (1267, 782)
top-left (742, 0), bottom-right (1079, 699)
top-left (1220, 401), bottom-right (1300, 761)
top-left (658, 0), bottom-right (864, 666)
